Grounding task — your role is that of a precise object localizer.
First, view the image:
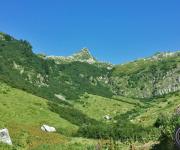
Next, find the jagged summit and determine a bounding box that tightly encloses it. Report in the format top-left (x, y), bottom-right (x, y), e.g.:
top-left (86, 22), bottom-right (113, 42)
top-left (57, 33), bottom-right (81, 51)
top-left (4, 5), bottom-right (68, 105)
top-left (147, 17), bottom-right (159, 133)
top-left (47, 48), bottom-right (96, 64)
top-left (74, 48), bottom-right (92, 58)
top-left (78, 48), bottom-right (91, 55)
top-left (72, 48), bottom-right (96, 62)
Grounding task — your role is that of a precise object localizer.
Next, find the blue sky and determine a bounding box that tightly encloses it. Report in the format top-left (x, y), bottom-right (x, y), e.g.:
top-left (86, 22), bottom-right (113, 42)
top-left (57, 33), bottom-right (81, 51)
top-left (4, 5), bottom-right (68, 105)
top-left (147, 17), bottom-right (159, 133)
top-left (0, 0), bottom-right (180, 64)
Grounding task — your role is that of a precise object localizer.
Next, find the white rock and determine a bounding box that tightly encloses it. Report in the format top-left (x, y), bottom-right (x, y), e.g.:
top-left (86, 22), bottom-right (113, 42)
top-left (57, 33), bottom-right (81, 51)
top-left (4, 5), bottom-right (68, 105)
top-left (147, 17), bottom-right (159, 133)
top-left (54, 94), bottom-right (66, 101)
top-left (41, 125), bottom-right (56, 132)
top-left (104, 115), bottom-right (112, 120)
top-left (86, 58), bottom-right (95, 64)
top-left (107, 67), bottom-right (112, 70)
top-left (0, 128), bottom-right (12, 145)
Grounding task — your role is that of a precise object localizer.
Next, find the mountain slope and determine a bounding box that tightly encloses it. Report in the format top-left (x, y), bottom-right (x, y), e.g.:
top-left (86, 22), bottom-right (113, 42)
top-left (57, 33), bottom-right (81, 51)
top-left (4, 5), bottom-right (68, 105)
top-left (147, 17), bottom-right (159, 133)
top-left (109, 51), bottom-right (180, 98)
top-left (0, 82), bottom-right (77, 149)
top-left (0, 82), bottom-right (119, 150)
top-left (0, 33), bottom-right (113, 102)
top-left (1, 32), bottom-right (180, 149)
top-left (1, 32), bottom-right (180, 100)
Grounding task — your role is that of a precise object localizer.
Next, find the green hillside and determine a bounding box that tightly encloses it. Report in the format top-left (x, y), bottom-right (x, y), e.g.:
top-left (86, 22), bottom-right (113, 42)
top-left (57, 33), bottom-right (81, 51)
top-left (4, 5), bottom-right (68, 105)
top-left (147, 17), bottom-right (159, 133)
top-left (110, 52), bottom-right (180, 98)
top-left (0, 82), bottom-right (76, 149)
top-left (73, 94), bottom-right (135, 121)
top-left (1, 32), bottom-right (180, 149)
top-left (0, 32), bottom-right (113, 102)
top-left (0, 82), bottom-right (134, 150)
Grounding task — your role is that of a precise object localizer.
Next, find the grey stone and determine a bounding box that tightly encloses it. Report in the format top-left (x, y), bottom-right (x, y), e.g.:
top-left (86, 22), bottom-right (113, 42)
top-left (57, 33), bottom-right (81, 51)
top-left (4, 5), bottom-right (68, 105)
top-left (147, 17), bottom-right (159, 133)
top-left (104, 115), bottom-right (112, 120)
top-left (0, 128), bottom-right (12, 145)
top-left (41, 125), bottom-right (56, 132)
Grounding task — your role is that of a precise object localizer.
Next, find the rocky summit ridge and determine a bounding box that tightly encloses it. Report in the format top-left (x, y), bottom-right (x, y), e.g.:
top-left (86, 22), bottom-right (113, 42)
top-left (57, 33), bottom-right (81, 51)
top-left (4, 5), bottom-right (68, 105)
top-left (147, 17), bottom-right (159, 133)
top-left (47, 48), bottom-right (96, 64)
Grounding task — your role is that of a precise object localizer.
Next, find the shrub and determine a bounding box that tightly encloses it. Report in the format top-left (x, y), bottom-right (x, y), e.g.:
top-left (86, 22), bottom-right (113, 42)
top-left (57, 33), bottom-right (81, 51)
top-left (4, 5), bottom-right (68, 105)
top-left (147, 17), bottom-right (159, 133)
top-left (0, 82), bottom-right (10, 94)
top-left (154, 114), bottom-right (169, 128)
top-left (152, 114), bottom-right (180, 149)
top-left (84, 92), bottom-right (90, 98)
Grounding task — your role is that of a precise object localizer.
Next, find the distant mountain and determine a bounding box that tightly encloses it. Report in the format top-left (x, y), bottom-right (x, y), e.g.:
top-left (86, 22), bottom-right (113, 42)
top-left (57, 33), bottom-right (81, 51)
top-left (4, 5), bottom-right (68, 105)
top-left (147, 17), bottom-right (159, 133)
top-left (110, 51), bottom-right (180, 98)
top-left (47, 48), bottom-right (96, 64)
top-left (0, 32), bottom-right (180, 100)
top-left (0, 33), bottom-right (113, 101)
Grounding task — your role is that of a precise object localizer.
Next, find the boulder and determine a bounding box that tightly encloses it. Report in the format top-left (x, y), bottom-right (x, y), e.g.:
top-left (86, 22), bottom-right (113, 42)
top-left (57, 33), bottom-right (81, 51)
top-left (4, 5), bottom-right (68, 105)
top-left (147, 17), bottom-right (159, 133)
top-left (41, 125), bottom-right (56, 132)
top-left (54, 94), bottom-right (66, 101)
top-left (104, 115), bottom-right (112, 120)
top-left (0, 128), bottom-right (12, 145)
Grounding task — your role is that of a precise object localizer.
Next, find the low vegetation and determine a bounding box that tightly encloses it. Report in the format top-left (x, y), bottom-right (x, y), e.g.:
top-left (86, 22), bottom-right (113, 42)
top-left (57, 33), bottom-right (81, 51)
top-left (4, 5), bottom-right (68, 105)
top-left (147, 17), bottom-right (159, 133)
top-left (0, 33), bottom-right (180, 149)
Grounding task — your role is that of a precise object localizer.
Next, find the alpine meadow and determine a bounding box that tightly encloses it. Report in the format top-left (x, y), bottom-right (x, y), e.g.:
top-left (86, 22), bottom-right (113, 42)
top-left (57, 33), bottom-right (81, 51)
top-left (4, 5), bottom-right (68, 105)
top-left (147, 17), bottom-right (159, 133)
top-left (1, 32), bottom-right (180, 150)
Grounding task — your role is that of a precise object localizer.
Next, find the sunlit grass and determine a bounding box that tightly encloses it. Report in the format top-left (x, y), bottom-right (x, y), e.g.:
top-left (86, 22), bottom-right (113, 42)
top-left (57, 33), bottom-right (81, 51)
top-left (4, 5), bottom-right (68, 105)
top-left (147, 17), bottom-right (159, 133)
top-left (0, 83), bottom-right (77, 149)
top-left (73, 94), bottom-right (135, 121)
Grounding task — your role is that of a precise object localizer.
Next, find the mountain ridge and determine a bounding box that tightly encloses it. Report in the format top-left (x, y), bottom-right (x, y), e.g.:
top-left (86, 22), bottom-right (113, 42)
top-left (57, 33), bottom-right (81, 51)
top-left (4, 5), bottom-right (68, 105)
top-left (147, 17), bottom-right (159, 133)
top-left (0, 32), bottom-right (180, 100)
top-left (46, 48), bottom-right (96, 64)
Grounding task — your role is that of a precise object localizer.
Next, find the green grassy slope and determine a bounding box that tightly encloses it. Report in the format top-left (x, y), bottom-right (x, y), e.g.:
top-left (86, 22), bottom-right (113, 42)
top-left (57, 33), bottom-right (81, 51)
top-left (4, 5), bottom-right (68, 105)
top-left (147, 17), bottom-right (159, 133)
top-left (0, 33), bottom-right (113, 102)
top-left (1, 82), bottom-right (180, 149)
top-left (73, 94), bottom-right (135, 121)
top-left (1, 32), bottom-right (180, 149)
top-left (0, 82), bottom-right (131, 150)
top-left (132, 92), bottom-right (180, 126)
top-left (110, 53), bottom-right (180, 98)
top-left (0, 82), bottom-right (77, 149)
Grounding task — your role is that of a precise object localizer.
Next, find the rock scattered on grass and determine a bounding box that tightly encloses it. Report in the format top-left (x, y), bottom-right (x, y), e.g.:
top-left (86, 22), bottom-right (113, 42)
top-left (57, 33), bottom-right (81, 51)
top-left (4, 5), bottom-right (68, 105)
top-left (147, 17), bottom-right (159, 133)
top-left (41, 125), bottom-right (56, 132)
top-left (0, 128), bottom-right (12, 145)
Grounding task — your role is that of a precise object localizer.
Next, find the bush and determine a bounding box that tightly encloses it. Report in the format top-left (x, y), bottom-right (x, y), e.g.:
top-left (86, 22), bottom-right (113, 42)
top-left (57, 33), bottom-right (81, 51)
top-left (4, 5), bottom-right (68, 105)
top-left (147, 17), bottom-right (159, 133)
top-left (154, 114), bottom-right (169, 128)
top-left (0, 82), bottom-right (10, 94)
top-left (77, 123), bottom-right (112, 139)
top-left (48, 102), bottom-right (99, 126)
top-left (84, 92), bottom-right (90, 98)
top-left (152, 114), bottom-right (180, 149)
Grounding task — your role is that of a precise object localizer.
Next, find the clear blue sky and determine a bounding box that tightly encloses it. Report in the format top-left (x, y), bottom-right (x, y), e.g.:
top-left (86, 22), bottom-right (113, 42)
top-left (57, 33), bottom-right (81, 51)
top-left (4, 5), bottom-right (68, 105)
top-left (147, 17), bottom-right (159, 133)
top-left (1, 0), bottom-right (180, 64)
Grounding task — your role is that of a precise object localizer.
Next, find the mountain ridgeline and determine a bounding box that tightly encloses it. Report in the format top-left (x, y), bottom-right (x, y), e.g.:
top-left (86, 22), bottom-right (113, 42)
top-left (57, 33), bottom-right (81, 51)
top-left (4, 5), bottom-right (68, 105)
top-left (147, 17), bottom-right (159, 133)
top-left (0, 32), bottom-right (180, 102)
top-left (0, 32), bottom-right (113, 102)
top-left (110, 52), bottom-right (180, 98)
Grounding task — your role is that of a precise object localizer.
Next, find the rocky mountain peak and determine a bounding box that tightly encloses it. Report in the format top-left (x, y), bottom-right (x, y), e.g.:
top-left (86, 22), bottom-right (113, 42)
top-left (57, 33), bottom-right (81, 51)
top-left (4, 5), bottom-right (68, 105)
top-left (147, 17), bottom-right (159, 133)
top-left (47, 48), bottom-right (96, 64)
top-left (72, 48), bottom-right (95, 61)
top-left (79, 48), bottom-right (90, 54)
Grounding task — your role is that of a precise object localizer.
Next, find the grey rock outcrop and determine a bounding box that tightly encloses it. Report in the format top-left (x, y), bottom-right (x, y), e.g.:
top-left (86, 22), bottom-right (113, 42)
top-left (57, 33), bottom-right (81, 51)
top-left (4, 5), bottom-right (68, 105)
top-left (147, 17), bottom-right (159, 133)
top-left (104, 115), bottom-right (112, 120)
top-left (0, 128), bottom-right (12, 145)
top-left (41, 125), bottom-right (56, 132)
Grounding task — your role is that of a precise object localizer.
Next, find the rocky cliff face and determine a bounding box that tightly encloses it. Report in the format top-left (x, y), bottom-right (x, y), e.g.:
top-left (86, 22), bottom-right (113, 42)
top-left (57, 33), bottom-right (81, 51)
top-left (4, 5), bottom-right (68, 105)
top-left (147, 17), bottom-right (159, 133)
top-left (47, 48), bottom-right (96, 64)
top-left (109, 51), bottom-right (180, 98)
